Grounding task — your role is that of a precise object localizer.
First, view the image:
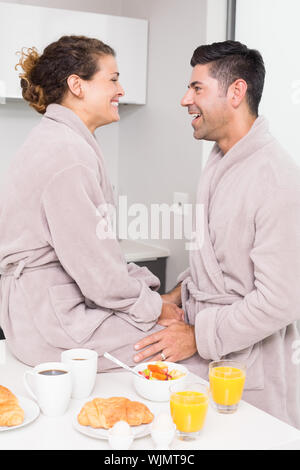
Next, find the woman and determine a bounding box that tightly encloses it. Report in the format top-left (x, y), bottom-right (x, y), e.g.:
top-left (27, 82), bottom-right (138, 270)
top-left (0, 35), bottom-right (183, 371)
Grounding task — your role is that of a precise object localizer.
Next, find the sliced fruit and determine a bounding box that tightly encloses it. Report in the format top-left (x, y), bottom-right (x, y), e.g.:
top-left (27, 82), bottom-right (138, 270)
top-left (152, 371), bottom-right (168, 381)
top-left (148, 364), bottom-right (165, 374)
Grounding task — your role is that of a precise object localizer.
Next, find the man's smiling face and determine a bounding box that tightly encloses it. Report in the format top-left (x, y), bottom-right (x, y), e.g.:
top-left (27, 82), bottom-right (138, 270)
top-left (181, 63), bottom-right (231, 142)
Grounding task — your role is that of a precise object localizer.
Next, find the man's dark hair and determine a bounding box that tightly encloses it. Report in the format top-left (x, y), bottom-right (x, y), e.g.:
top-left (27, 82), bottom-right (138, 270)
top-left (191, 40), bottom-right (265, 116)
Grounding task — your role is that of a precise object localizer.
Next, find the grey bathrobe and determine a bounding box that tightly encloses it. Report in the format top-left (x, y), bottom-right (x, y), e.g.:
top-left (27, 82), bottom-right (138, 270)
top-left (0, 104), bottom-right (165, 371)
top-left (178, 116), bottom-right (300, 428)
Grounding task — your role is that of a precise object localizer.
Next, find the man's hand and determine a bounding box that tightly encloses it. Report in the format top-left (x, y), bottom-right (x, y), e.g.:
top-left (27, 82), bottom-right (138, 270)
top-left (133, 320), bottom-right (197, 363)
top-left (157, 301), bottom-right (185, 326)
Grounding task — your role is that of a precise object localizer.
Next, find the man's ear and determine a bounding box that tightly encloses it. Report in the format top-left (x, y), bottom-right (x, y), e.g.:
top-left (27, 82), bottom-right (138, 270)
top-left (229, 79), bottom-right (248, 109)
top-left (66, 74), bottom-right (84, 98)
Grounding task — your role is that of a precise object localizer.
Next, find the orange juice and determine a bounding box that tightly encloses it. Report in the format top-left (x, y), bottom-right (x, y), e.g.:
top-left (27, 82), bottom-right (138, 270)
top-left (170, 391), bottom-right (208, 433)
top-left (209, 366), bottom-right (245, 406)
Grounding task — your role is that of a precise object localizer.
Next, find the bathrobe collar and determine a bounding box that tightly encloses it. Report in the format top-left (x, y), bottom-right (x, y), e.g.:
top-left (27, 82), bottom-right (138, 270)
top-left (44, 103), bottom-right (98, 147)
top-left (208, 115), bottom-right (273, 166)
top-left (203, 116), bottom-right (274, 202)
top-left (44, 103), bottom-right (115, 206)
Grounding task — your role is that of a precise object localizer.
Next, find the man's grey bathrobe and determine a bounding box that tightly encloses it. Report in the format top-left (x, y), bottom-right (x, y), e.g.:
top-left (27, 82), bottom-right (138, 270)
top-left (178, 116), bottom-right (300, 428)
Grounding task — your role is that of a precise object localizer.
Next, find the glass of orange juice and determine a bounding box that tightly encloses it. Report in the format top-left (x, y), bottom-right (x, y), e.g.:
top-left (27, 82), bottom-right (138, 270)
top-left (209, 360), bottom-right (246, 414)
top-left (169, 381), bottom-right (209, 441)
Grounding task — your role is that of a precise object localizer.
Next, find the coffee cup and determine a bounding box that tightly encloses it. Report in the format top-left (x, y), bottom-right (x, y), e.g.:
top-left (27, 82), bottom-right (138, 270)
top-left (61, 348), bottom-right (98, 399)
top-left (23, 362), bottom-right (72, 417)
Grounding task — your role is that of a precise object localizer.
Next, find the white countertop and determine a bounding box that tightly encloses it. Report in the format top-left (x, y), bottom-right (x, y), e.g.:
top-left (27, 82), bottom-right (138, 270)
top-left (119, 240), bottom-right (170, 263)
top-left (1, 341), bottom-right (300, 450)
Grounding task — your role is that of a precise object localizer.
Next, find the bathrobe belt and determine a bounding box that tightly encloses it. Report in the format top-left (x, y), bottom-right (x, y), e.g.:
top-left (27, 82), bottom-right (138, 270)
top-left (185, 278), bottom-right (242, 305)
top-left (0, 260), bottom-right (61, 279)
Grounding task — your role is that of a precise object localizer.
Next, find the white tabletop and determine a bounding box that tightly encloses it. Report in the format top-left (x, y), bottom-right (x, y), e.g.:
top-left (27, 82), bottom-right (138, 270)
top-left (119, 240), bottom-right (170, 263)
top-left (1, 340), bottom-right (300, 451)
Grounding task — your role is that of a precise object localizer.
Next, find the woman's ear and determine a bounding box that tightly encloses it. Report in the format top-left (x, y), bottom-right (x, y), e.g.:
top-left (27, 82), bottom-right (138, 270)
top-left (66, 74), bottom-right (84, 98)
top-left (229, 79), bottom-right (248, 109)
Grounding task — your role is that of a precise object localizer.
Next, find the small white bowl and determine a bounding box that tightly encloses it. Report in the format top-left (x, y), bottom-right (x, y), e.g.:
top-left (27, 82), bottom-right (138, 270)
top-left (132, 361), bottom-right (188, 402)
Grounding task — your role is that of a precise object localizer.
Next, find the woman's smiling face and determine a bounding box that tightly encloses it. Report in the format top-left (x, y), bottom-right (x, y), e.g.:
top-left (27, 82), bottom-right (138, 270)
top-left (81, 54), bottom-right (124, 130)
top-left (65, 53), bottom-right (125, 133)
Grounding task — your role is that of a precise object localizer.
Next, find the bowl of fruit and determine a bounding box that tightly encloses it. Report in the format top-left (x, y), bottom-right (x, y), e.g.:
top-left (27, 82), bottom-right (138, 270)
top-left (132, 361), bottom-right (188, 402)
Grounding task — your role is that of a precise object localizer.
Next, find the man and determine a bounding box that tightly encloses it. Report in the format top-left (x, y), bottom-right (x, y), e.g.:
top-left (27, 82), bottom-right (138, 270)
top-left (133, 40), bottom-right (300, 428)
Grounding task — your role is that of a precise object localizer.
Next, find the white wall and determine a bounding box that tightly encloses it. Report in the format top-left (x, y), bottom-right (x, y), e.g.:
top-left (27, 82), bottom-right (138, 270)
top-left (201, 0), bottom-right (227, 169)
top-left (0, 100), bottom-right (40, 183)
top-left (235, 0), bottom-right (300, 165)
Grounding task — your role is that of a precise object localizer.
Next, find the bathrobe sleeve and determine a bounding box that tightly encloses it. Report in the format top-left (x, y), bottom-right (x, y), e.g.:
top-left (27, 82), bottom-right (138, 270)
top-left (177, 267), bottom-right (191, 284)
top-left (194, 184), bottom-right (300, 360)
top-left (41, 164), bottom-right (162, 324)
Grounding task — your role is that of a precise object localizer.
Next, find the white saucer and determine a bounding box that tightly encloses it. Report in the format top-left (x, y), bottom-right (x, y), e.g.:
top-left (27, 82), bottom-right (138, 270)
top-left (72, 415), bottom-right (151, 440)
top-left (0, 396), bottom-right (40, 431)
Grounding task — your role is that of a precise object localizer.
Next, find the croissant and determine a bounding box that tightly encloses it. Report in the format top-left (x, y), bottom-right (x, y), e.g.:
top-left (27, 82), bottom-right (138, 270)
top-left (0, 385), bottom-right (24, 427)
top-left (78, 396), bottom-right (154, 429)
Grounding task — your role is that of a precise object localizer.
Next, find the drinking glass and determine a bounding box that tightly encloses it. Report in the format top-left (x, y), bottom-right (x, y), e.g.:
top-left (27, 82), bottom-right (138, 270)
top-left (169, 381), bottom-right (209, 441)
top-left (209, 360), bottom-right (246, 414)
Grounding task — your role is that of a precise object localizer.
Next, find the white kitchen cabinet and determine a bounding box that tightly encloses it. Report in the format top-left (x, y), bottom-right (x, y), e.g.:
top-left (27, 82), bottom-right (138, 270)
top-left (0, 2), bottom-right (148, 104)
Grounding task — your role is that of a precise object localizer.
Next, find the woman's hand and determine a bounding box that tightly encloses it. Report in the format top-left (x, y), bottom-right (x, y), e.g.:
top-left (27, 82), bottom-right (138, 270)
top-left (157, 301), bottom-right (185, 326)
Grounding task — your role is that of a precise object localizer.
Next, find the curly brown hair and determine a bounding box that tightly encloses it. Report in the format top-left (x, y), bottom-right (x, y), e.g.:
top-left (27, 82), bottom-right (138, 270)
top-left (15, 35), bottom-right (115, 114)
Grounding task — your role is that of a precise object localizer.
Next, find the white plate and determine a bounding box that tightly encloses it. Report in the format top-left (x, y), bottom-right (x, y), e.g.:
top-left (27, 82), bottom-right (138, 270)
top-left (72, 398), bottom-right (154, 441)
top-left (0, 396), bottom-right (40, 431)
top-left (72, 416), bottom-right (151, 440)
